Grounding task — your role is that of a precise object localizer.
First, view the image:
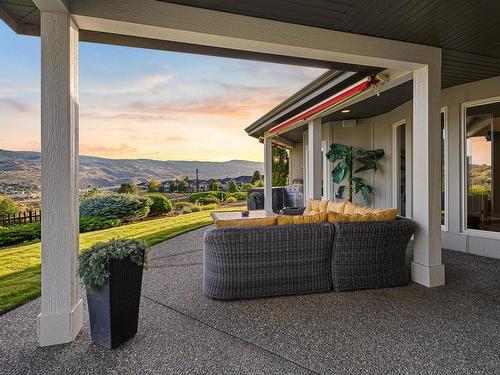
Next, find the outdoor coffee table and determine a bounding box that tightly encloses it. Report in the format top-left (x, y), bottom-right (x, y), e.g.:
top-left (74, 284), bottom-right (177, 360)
top-left (210, 210), bottom-right (276, 222)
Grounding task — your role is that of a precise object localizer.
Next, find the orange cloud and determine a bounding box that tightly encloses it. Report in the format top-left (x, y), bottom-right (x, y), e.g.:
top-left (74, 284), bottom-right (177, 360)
top-left (80, 143), bottom-right (138, 157)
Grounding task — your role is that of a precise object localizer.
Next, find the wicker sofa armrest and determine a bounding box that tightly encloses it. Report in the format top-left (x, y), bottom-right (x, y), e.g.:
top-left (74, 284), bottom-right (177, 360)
top-left (279, 207), bottom-right (306, 215)
top-left (331, 217), bottom-right (415, 291)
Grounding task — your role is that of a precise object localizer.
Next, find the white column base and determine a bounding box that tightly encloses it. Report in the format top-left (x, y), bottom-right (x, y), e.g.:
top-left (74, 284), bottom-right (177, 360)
top-left (411, 262), bottom-right (445, 288)
top-left (37, 299), bottom-right (83, 347)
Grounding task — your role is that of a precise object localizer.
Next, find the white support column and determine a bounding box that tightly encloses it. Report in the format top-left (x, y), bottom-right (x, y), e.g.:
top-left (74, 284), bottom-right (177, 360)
top-left (307, 118), bottom-right (322, 200)
top-left (411, 63), bottom-right (445, 287)
top-left (37, 11), bottom-right (82, 346)
top-left (263, 136), bottom-right (273, 212)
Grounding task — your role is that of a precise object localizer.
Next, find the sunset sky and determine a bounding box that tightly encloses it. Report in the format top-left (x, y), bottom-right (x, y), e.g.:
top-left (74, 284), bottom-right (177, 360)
top-left (0, 22), bottom-right (325, 162)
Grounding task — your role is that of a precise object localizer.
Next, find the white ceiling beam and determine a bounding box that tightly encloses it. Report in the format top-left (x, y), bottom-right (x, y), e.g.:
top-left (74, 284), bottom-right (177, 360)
top-left (33, 0), bottom-right (69, 13)
top-left (70, 0), bottom-right (440, 70)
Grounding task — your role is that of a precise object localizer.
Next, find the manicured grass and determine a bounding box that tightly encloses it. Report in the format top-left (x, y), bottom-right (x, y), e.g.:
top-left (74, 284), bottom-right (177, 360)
top-left (0, 206), bottom-right (243, 314)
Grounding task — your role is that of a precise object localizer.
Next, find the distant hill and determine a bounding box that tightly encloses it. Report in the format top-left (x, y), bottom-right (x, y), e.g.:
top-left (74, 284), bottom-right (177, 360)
top-left (0, 149), bottom-right (263, 188)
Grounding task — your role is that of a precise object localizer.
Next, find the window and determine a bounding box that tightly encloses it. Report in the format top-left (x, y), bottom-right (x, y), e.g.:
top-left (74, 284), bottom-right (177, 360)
top-left (393, 121), bottom-right (406, 217)
top-left (441, 109), bottom-right (447, 229)
top-left (464, 98), bottom-right (500, 234)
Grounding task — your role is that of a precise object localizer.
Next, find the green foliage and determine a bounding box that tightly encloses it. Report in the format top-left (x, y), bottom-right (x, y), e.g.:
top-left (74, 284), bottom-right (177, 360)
top-left (177, 180), bottom-right (189, 193)
top-left (147, 179), bottom-right (161, 192)
top-left (0, 195), bottom-right (20, 216)
top-left (80, 194), bottom-right (151, 222)
top-left (181, 206), bottom-right (192, 214)
top-left (80, 216), bottom-right (122, 233)
top-left (227, 191), bottom-right (247, 201)
top-left (209, 180), bottom-right (221, 191)
top-left (145, 194), bottom-right (173, 216)
top-left (272, 146), bottom-right (289, 187)
top-left (80, 188), bottom-right (105, 200)
top-left (158, 184), bottom-right (167, 193)
top-left (198, 195), bottom-right (219, 205)
top-left (225, 196), bottom-right (237, 203)
top-left (189, 191), bottom-right (226, 203)
top-left (190, 205), bottom-right (202, 212)
top-left (241, 183), bottom-right (254, 192)
top-left (117, 183), bottom-right (136, 194)
top-left (326, 143), bottom-right (384, 202)
top-left (469, 185), bottom-right (491, 199)
top-left (0, 223), bottom-right (41, 247)
top-left (201, 203), bottom-right (218, 211)
top-left (227, 179), bottom-right (239, 193)
top-left (251, 170), bottom-right (262, 184)
top-left (169, 179), bottom-right (179, 193)
top-left (253, 178), bottom-right (264, 187)
top-left (173, 201), bottom-right (193, 210)
top-left (78, 238), bottom-right (148, 290)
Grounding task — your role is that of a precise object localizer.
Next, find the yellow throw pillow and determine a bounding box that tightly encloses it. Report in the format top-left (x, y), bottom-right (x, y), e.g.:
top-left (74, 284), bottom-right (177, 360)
top-left (328, 211), bottom-right (395, 223)
top-left (215, 217), bottom-right (277, 228)
top-left (375, 208), bottom-right (398, 221)
top-left (277, 212), bottom-right (327, 225)
top-left (326, 200), bottom-right (346, 214)
top-left (343, 201), bottom-right (358, 214)
top-left (303, 199), bottom-right (329, 215)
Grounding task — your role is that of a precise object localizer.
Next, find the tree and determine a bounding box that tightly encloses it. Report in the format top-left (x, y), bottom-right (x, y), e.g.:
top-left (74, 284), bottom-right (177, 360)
top-left (0, 195), bottom-right (19, 216)
top-left (251, 170), bottom-right (262, 184)
top-left (80, 188), bottom-right (104, 200)
top-left (147, 179), bottom-right (161, 192)
top-left (241, 183), bottom-right (254, 192)
top-left (158, 184), bottom-right (167, 193)
top-left (326, 143), bottom-right (385, 202)
top-left (272, 146), bottom-right (289, 187)
top-left (209, 180), bottom-right (221, 191)
top-left (227, 179), bottom-right (239, 193)
top-left (117, 183), bottom-right (136, 194)
top-left (177, 180), bottom-right (189, 193)
top-left (169, 179), bottom-right (179, 193)
top-left (253, 178), bottom-right (264, 187)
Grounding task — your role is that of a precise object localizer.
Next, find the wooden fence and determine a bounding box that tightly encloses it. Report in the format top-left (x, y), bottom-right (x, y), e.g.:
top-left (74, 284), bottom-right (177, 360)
top-left (0, 210), bottom-right (41, 227)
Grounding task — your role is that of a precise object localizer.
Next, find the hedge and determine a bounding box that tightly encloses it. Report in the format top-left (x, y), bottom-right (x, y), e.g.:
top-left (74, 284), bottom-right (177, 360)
top-left (145, 194), bottom-right (173, 216)
top-left (80, 194), bottom-right (151, 222)
top-left (79, 216), bottom-right (122, 233)
top-left (0, 223), bottom-right (41, 247)
top-left (189, 191), bottom-right (227, 203)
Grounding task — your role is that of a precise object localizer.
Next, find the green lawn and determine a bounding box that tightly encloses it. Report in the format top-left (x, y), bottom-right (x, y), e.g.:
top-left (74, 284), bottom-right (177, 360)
top-left (0, 207), bottom-right (241, 314)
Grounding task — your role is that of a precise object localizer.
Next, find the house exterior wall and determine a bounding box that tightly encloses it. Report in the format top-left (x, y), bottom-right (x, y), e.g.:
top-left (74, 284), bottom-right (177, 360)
top-left (289, 142), bottom-right (304, 183)
top-left (319, 75), bottom-right (500, 259)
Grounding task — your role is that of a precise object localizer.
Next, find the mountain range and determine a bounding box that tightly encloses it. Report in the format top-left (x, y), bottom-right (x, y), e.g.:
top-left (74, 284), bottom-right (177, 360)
top-left (0, 149), bottom-right (263, 188)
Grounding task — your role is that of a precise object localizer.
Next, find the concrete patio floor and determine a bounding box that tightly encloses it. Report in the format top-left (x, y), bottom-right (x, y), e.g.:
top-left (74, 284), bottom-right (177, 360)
top-left (1, 226), bottom-right (499, 374)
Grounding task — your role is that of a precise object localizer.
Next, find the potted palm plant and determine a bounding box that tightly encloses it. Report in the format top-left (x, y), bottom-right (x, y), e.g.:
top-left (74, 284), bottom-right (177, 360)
top-left (326, 143), bottom-right (385, 202)
top-left (78, 238), bottom-right (148, 349)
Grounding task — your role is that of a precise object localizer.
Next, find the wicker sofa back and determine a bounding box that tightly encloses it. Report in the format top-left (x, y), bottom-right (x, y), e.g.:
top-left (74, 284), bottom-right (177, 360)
top-left (203, 223), bottom-right (334, 299)
top-left (331, 217), bottom-right (415, 291)
top-left (203, 218), bottom-right (415, 300)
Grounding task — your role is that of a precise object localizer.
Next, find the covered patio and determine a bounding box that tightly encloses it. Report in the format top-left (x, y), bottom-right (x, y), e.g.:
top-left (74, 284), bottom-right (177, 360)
top-left (1, 226), bottom-right (499, 374)
top-left (1, 0), bottom-right (500, 359)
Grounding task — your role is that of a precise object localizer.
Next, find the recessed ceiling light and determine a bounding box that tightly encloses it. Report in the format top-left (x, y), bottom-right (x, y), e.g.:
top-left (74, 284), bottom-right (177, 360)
top-left (341, 109), bottom-right (351, 113)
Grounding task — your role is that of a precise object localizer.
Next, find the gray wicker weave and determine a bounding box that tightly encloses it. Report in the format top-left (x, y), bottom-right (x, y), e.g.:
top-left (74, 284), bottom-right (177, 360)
top-left (331, 217), bottom-right (415, 291)
top-left (203, 223), bottom-right (334, 299)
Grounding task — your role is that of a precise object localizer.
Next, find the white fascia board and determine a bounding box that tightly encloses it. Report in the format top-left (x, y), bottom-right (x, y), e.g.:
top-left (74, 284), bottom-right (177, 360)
top-left (70, 0), bottom-right (440, 70)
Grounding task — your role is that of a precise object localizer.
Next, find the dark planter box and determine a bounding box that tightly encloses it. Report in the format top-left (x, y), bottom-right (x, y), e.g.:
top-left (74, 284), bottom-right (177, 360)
top-left (247, 187), bottom-right (285, 213)
top-left (86, 257), bottom-right (144, 349)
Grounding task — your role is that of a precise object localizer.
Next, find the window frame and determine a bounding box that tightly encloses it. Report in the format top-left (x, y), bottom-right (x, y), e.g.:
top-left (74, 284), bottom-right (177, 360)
top-left (461, 95), bottom-right (500, 240)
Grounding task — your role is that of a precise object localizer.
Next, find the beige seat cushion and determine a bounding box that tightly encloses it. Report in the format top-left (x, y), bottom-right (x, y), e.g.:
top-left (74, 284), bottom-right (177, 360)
top-left (303, 199), bottom-right (329, 215)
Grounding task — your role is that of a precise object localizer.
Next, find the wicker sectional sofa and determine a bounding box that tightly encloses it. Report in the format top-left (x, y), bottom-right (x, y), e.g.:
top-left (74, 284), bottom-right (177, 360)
top-left (203, 217), bottom-right (415, 299)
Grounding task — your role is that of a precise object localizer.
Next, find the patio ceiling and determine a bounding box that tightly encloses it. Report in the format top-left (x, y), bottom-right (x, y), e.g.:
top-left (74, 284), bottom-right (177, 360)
top-left (1, 0), bottom-right (500, 88)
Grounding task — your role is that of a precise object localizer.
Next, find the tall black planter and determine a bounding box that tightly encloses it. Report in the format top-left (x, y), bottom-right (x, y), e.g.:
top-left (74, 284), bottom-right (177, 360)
top-left (87, 257), bottom-right (144, 349)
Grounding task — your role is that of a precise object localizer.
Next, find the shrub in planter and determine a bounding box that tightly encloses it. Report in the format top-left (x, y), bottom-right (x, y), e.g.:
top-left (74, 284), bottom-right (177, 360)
top-left (0, 223), bottom-right (41, 247)
top-left (80, 216), bottom-right (122, 233)
top-left (225, 196), bottom-right (237, 203)
top-left (80, 194), bottom-right (151, 222)
top-left (78, 238), bottom-right (148, 349)
top-left (144, 194), bottom-right (172, 216)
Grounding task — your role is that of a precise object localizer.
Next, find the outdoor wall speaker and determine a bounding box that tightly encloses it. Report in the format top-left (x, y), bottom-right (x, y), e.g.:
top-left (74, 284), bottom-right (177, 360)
top-left (342, 119), bottom-right (357, 128)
